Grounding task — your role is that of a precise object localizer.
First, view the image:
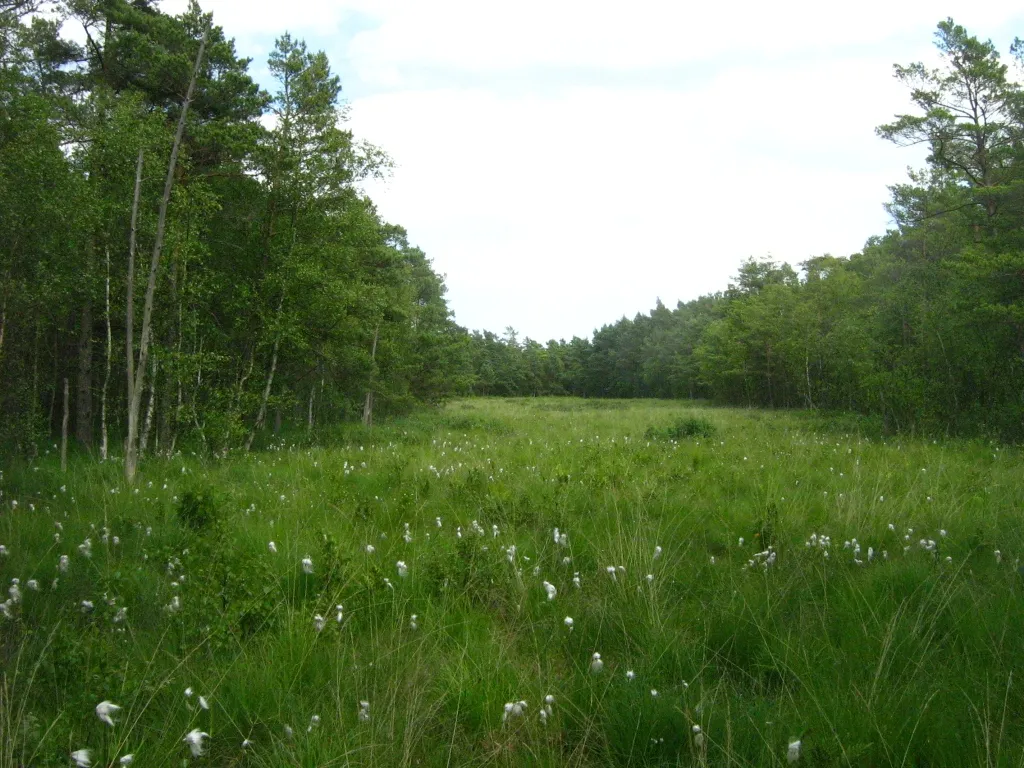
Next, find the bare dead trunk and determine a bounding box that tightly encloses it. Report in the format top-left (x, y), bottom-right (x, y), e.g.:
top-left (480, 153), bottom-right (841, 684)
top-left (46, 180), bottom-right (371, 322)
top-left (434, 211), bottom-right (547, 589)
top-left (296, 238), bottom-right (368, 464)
top-left (362, 324), bottom-right (380, 427)
top-left (60, 378), bottom-right (69, 472)
top-left (125, 28), bottom-right (208, 483)
top-left (76, 299), bottom-right (93, 446)
top-left (100, 247), bottom-right (113, 460)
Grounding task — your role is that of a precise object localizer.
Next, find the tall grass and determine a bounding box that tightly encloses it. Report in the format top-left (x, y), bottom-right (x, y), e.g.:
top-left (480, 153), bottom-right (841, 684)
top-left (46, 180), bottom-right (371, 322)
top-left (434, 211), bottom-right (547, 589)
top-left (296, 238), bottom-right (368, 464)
top-left (1, 398), bottom-right (1022, 765)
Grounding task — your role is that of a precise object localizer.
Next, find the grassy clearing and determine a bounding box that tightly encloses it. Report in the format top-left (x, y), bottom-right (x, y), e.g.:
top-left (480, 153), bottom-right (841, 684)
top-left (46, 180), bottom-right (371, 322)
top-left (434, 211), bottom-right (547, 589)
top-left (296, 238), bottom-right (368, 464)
top-left (2, 397), bottom-right (1023, 767)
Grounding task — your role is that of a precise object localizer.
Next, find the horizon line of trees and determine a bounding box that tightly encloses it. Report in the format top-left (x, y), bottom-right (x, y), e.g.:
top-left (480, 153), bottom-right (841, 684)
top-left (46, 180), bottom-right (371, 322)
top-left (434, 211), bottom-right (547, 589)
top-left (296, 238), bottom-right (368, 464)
top-left (464, 19), bottom-right (1024, 441)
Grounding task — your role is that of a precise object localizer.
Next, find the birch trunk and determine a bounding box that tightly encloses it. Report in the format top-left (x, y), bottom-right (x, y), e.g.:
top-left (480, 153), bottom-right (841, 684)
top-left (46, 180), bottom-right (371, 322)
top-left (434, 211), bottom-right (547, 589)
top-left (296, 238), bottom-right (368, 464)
top-left (245, 292), bottom-right (284, 452)
top-left (125, 28), bottom-right (208, 482)
top-left (76, 298), bottom-right (93, 446)
top-left (100, 247), bottom-right (113, 460)
top-left (245, 332), bottom-right (279, 451)
top-left (60, 378), bottom-right (69, 472)
top-left (362, 324), bottom-right (380, 427)
top-left (140, 351), bottom-right (157, 457)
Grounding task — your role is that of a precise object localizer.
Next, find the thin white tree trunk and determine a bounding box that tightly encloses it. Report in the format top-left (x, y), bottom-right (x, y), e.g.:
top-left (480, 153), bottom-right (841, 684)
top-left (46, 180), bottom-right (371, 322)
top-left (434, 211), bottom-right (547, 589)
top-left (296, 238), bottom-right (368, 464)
top-left (100, 246), bottom-right (112, 460)
top-left (307, 381), bottom-right (315, 431)
top-left (60, 378), bottom-right (69, 472)
top-left (124, 148), bottom-right (143, 474)
top-left (125, 28), bottom-right (208, 482)
top-left (246, 332), bottom-right (280, 452)
top-left (362, 324), bottom-right (380, 427)
top-left (141, 350), bottom-right (157, 457)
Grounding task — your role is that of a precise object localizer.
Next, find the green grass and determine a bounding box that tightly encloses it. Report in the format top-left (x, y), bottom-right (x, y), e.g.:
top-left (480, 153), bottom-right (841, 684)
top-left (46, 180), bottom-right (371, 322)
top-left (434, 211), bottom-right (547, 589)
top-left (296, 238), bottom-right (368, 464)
top-left (2, 398), bottom-right (1023, 766)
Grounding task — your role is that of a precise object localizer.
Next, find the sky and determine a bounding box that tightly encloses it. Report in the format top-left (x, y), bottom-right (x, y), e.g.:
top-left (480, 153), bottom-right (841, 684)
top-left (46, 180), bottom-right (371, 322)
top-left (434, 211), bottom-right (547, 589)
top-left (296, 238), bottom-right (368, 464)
top-left (152, 0), bottom-right (1024, 342)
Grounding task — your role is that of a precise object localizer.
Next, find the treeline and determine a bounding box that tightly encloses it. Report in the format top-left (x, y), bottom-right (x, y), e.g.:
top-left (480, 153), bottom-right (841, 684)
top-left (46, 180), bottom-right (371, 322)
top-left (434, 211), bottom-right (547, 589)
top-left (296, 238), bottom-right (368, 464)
top-left (466, 20), bottom-right (1024, 440)
top-left (0, 1), bottom-right (472, 468)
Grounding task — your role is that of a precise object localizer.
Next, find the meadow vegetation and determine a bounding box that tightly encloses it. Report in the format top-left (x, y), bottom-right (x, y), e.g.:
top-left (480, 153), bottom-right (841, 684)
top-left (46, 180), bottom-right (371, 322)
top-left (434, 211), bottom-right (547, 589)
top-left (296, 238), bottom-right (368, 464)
top-left (2, 398), bottom-right (1023, 766)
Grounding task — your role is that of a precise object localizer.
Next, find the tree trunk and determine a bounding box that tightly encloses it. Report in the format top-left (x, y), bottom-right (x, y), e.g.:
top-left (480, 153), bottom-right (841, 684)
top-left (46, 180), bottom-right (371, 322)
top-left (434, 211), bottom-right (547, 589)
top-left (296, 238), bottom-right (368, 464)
top-left (100, 246), bottom-right (113, 460)
top-left (246, 333), bottom-right (280, 451)
top-left (124, 149), bottom-right (144, 477)
top-left (307, 380), bottom-right (315, 431)
top-left (60, 378), bottom-right (69, 472)
top-left (246, 291), bottom-right (284, 452)
top-left (125, 28), bottom-right (208, 483)
top-left (76, 298), bottom-right (93, 446)
top-left (141, 350), bottom-right (157, 457)
top-left (0, 290), bottom-right (6, 364)
top-left (362, 324), bottom-right (380, 427)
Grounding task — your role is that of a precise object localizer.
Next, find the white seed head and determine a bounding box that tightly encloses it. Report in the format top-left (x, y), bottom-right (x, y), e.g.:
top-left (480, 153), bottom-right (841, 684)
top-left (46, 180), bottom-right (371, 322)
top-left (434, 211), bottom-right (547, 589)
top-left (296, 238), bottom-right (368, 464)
top-left (95, 700), bottom-right (121, 727)
top-left (787, 739), bottom-right (802, 763)
top-left (184, 729), bottom-right (209, 757)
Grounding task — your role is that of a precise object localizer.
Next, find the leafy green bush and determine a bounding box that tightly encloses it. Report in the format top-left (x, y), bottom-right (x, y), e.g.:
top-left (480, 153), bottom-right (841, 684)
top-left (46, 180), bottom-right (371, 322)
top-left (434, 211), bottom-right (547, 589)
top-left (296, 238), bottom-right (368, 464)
top-left (176, 487), bottom-right (222, 532)
top-left (645, 414), bottom-right (717, 440)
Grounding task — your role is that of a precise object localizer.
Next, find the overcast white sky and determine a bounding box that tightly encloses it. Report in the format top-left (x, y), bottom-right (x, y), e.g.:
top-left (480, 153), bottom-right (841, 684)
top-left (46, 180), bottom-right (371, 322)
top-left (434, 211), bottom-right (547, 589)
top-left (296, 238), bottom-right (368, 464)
top-left (155, 0), bottom-right (1024, 342)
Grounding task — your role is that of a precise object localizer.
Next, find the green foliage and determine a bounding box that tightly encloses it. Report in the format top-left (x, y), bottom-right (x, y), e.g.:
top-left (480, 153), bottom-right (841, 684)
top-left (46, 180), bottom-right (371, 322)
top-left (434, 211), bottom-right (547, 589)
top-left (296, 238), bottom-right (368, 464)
top-left (645, 414), bottom-right (717, 440)
top-left (175, 487), bottom-right (221, 532)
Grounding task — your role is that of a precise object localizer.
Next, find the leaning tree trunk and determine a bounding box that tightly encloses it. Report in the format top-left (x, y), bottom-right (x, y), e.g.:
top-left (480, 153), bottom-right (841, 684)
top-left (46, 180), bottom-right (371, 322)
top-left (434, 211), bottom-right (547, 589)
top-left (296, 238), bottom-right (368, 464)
top-left (125, 28), bottom-right (208, 483)
top-left (245, 292), bottom-right (284, 452)
top-left (245, 331), bottom-right (280, 452)
top-left (60, 378), bottom-right (69, 472)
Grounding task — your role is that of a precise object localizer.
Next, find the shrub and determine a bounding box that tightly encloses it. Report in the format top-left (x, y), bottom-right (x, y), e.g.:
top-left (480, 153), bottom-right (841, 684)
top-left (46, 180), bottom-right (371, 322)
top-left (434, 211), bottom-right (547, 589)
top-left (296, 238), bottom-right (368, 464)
top-left (645, 414), bottom-right (717, 441)
top-left (176, 487), bottom-right (221, 532)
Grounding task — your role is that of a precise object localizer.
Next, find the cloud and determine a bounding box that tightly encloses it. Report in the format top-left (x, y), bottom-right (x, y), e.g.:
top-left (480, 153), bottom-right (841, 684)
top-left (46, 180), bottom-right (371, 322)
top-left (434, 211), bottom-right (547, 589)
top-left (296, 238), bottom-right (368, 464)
top-left (153, 0), bottom-right (1024, 339)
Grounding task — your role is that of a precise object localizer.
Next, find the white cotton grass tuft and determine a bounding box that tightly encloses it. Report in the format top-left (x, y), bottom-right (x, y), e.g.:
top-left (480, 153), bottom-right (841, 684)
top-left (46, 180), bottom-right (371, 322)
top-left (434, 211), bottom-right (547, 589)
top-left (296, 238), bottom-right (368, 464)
top-left (71, 748), bottom-right (92, 767)
top-left (626, 670), bottom-right (635, 681)
top-left (396, 560), bottom-right (408, 578)
top-left (358, 700), bottom-right (371, 722)
top-left (365, 544), bottom-right (375, 554)
top-left (267, 541), bottom-right (277, 554)
top-left (787, 739), bottom-right (802, 763)
top-left (564, 616), bottom-right (574, 631)
top-left (409, 614), bottom-right (418, 630)
top-left (502, 700), bottom-right (528, 722)
top-left (542, 581), bottom-right (557, 601)
top-left (119, 755), bottom-right (134, 765)
top-left (692, 724), bottom-right (705, 748)
top-left (653, 545), bottom-right (662, 559)
top-left (198, 695), bottom-right (210, 711)
top-left (95, 700), bottom-right (121, 727)
top-left (590, 652), bottom-right (604, 673)
top-left (313, 614), bottom-right (326, 633)
top-left (301, 556), bottom-right (313, 574)
top-left (184, 728), bottom-right (209, 757)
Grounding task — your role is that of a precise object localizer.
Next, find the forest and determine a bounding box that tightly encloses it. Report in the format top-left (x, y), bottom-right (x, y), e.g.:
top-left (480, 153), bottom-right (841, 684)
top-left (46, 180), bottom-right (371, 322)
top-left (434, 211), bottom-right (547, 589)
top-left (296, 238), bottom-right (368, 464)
top-left (2, 5), bottom-right (1024, 471)
top-left (0, 0), bottom-right (474, 472)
